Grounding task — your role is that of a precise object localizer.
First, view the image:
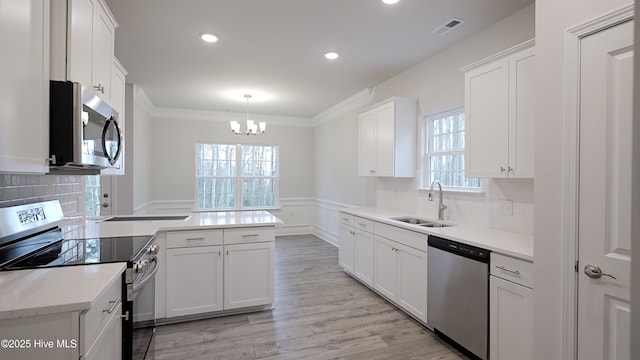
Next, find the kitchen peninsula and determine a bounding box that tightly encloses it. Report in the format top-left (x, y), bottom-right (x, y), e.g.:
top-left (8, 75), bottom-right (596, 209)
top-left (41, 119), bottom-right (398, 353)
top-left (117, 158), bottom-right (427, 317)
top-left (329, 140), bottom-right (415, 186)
top-left (64, 211), bottom-right (284, 323)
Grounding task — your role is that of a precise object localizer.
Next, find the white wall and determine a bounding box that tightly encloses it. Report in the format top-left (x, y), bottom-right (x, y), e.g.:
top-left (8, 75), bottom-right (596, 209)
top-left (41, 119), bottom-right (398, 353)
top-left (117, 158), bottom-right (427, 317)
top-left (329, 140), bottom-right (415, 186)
top-left (148, 115), bottom-right (314, 208)
top-left (131, 86), bottom-right (153, 212)
top-left (534, 0), bottom-right (632, 359)
top-left (313, 4), bottom-right (535, 235)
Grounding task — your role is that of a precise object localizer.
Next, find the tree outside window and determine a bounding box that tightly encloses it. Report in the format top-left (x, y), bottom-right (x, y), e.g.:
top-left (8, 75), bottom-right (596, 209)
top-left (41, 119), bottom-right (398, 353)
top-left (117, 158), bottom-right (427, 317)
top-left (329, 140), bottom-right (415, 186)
top-left (196, 143), bottom-right (278, 210)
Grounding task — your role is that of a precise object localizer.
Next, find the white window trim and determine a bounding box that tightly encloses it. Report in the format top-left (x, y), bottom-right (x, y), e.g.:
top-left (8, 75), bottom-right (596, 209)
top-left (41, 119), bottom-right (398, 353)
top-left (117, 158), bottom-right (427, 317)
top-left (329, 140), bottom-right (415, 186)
top-left (195, 143), bottom-right (280, 211)
top-left (419, 106), bottom-right (483, 192)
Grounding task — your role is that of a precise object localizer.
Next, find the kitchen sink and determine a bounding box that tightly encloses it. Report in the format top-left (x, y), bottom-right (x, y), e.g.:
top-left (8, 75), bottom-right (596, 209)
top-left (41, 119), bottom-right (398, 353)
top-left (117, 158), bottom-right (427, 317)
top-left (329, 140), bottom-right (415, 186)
top-left (390, 217), bottom-right (431, 225)
top-left (390, 216), bottom-right (453, 228)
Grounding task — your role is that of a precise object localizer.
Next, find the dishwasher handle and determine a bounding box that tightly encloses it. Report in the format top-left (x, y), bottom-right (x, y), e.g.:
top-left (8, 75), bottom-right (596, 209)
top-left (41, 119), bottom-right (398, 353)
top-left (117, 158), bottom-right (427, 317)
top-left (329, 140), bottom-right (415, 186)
top-left (428, 235), bottom-right (490, 263)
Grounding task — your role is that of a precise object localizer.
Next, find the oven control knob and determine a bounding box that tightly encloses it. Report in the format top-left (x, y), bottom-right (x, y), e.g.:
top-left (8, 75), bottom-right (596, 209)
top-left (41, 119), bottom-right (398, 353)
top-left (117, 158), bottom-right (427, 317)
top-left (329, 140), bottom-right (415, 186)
top-left (148, 245), bottom-right (160, 255)
top-left (134, 260), bottom-right (150, 274)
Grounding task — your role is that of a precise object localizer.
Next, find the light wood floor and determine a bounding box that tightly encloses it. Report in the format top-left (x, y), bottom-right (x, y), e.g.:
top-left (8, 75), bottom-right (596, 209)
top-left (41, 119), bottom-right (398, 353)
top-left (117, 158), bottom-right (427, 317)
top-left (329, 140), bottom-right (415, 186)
top-left (151, 235), bottom-right (467, 360)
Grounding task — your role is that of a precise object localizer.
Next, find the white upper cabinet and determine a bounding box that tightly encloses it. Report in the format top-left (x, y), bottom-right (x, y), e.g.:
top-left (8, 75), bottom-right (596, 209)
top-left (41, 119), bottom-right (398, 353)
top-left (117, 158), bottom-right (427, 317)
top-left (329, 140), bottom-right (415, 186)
top-left (0, 0), bottom-right (50, 174)
top-left (51, 0), bottom-right (117, 102)
top-left (463, 40), bottom-right (535, 178)
top-left (358, 97), bottom-right (417, 177)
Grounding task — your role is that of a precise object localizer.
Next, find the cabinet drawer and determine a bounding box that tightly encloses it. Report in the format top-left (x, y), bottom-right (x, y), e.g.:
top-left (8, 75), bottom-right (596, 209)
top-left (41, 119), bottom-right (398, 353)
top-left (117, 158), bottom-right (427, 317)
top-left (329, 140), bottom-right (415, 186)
top-left (80, 274), bottom-right (122, 355)
top-left (224, 227), bottom-right (275, 245)
top-left (491, 253), bottom-right (533, 288)
top-left (166, 229), bottom-right (223, 248)
top-left (375, 222), bottom-right (428, 252)
top-left (339, 213), bottom-right (355, 227)
top-left (354, 217), bottom-right (374, 233)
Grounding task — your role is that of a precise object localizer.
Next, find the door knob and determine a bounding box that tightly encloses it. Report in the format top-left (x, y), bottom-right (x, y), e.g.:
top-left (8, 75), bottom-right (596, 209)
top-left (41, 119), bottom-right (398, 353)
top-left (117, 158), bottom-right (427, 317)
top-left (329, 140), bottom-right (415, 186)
top-left (101, 202), bottom-right (109, 208)
top-left (584, 264), bottom-right (616, 279)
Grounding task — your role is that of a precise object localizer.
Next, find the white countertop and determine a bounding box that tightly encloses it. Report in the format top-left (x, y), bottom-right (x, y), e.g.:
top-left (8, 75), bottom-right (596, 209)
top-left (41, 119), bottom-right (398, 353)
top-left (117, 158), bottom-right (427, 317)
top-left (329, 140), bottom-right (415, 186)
top-left (341, 207), bottom-right (533, 261)
top-left (62, 210), bottom-right (283, 239)
top-left (0, 263), bottom-right (126, 320)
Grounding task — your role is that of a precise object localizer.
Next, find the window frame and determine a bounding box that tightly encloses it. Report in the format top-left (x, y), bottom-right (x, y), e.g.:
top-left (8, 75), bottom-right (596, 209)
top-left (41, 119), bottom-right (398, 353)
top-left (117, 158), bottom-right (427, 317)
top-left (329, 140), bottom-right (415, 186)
top-left (195, 143), bottom-right (280, 211)
top-left (419, 106), bottom-right (483, 192)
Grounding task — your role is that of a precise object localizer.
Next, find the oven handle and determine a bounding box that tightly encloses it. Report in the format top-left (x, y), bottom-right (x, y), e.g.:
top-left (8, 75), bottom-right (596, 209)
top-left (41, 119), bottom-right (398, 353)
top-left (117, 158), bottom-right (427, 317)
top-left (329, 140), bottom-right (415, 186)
top-left (132, 255), bottom-right (158, 295)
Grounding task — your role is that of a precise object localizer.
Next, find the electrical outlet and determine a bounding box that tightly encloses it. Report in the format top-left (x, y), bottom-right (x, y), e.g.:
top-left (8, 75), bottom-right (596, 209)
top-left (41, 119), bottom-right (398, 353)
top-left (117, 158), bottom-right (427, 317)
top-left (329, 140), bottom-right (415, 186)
top-left (500, 200), bottom-right (513, 215)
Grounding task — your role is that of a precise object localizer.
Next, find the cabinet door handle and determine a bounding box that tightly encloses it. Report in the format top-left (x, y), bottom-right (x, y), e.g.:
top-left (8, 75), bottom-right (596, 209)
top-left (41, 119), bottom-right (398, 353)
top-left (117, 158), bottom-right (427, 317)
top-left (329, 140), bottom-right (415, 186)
top-left (103, 300), bottom-right (119, 314)
top-left (496, 265), bottom-right (521, 275)
top-left (508, 166), bottom-right (514, 172)
top-left (93, 84), bottom-right (105, 94)
top-left (500, 166), bottom-right (506, 173)
top-left (186, 237), bottom-right (205, 242)
top-left (218, 251), bottom-right (221, 256)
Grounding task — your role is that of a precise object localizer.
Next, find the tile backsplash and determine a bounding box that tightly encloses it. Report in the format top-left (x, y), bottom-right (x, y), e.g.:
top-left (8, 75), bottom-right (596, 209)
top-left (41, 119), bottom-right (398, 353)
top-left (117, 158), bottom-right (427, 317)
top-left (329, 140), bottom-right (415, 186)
top-left (377, 177), bottom-right (534, 236)
top-left (0, 174), bottom-right (85, 217)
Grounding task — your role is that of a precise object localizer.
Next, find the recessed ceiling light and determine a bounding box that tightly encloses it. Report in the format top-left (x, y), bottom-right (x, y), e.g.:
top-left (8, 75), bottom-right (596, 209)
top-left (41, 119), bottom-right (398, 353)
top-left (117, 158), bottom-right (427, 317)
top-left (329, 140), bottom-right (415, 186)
top-left (324, 52), bottom-right (339, 60)
top-left (382, 0), bottom-right (400, 4)
top-left (200, 33), bottom-right (218, 43)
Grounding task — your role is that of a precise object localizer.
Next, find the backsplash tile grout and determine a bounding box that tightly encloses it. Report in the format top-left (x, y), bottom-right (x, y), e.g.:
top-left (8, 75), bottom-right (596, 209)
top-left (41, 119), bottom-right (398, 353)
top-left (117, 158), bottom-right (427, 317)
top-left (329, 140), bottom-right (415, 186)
top-left (0, 174), bottom-right (86, 217)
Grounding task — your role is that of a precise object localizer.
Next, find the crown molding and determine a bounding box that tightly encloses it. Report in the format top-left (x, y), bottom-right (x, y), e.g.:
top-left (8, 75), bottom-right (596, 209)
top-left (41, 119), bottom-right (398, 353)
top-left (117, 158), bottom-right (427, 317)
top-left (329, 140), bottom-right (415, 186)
top-left (312, 88), bottom-right (375, 126)
top-left (133, 86), bottom-right (374, 128)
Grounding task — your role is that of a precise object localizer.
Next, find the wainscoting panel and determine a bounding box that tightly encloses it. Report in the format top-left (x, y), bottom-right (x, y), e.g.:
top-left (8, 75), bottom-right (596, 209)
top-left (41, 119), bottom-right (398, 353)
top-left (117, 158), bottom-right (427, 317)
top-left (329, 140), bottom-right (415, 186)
top-left (313, 199), bottom-right (353, 247)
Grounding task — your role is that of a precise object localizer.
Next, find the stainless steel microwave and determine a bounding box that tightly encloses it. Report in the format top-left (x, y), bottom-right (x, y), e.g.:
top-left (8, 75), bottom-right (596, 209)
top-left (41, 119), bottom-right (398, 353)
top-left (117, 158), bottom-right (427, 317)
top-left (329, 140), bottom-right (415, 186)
top-left (49, 81), bottom-right (122, 170)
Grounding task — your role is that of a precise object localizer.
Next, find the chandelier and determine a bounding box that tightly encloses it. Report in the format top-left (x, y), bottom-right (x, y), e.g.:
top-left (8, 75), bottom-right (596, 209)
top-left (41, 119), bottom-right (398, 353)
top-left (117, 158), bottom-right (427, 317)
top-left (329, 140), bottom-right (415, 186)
top-left (230, 94), bottom-right (266, 135)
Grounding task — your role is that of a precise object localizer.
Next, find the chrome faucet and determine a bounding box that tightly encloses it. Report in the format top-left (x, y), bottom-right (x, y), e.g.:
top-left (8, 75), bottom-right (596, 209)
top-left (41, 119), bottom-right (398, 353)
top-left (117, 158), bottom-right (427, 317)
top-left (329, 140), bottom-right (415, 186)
top-left (428, 180), bottom-right (447, 221)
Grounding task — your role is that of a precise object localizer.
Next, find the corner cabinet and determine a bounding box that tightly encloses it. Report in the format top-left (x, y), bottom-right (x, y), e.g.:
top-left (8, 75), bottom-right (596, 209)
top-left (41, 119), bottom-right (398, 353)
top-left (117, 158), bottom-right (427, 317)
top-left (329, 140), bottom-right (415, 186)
top-left (489, 253), bottom-right (533, 360)
top-left (358, 97), bottom-right (417, 177)
top-left (462, 40), bottom-right (535, 178)
top-left (0, 0), bottom-right (49, 174)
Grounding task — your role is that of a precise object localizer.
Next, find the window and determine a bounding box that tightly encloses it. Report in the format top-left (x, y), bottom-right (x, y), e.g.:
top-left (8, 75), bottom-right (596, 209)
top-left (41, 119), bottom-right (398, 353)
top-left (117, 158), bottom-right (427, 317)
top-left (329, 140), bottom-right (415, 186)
top-left (196, 143), bottom-right (279, 210)
top-left (422, 107), bottom-right (482, 190)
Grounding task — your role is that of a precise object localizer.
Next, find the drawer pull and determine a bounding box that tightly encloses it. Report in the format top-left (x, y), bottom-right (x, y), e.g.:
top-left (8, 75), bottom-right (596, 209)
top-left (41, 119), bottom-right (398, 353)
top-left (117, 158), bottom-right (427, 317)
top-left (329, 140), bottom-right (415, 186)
top-left (241, 234), bottom-right (260, 238)
top-left (103, 300), bottom-right (119, 314)
top-left (496, 265), bottom-right (521, 275)
top-left (186, 237), bottom-right (205, 241)
top-left (358, 223), bottom-right (368, 227)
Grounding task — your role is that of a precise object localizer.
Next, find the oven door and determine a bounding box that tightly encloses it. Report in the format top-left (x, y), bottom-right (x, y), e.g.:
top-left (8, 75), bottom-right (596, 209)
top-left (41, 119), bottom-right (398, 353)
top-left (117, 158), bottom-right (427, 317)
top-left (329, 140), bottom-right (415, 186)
top-left (128, 256), bottom-right (157, 360)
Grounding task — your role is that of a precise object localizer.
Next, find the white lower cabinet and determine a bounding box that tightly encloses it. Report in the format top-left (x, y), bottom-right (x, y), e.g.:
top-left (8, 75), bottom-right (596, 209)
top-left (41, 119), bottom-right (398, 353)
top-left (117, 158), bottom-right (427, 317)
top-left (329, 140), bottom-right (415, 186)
top-left (373, 236), bottom-right (398, 299)
top-left (0, 269), bottom-right (123, 360)
top-left (489, 253), bottom-right (533, 360)
top-left (163, 227), bottom-right (276, 318)
top-left (224, 242), bottom-right (275, 310)
top-left (338, 224), bottom-right (355, 273)
top-left (166, 245), bottom-right (224, 317)
top-left (353, 228), bottom-right (374, 286)
top-left (165, 229), bottom-right (224, 318)
top-left (82, 301), bottom-right (122, 360)
top-left (374, 235), bottom-right (427, 323)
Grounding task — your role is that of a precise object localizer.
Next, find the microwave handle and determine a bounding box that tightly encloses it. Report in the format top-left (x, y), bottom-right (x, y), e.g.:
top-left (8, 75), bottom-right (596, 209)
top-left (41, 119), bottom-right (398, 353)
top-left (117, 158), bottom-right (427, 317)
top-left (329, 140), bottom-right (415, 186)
top-left (101, 117), bottom-right (122, 165)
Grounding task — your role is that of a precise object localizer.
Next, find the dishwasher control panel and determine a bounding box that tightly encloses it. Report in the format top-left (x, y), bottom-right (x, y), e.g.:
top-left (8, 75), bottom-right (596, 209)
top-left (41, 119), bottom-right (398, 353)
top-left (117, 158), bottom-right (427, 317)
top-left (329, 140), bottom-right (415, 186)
top-left (428, 235), bottom-right (490, 263)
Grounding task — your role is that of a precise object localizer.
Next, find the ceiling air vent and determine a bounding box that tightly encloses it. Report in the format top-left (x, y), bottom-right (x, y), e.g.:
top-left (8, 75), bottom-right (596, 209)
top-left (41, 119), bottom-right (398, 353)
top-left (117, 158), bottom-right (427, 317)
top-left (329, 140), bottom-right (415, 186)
top-left (431, 18), bottom-right (465, 36)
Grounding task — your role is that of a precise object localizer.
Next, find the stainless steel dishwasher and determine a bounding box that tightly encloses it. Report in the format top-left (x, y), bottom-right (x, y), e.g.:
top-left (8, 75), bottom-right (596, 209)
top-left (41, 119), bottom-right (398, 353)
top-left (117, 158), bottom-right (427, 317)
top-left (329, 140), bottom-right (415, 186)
top-left (428, 235), bottom-right (490, 360)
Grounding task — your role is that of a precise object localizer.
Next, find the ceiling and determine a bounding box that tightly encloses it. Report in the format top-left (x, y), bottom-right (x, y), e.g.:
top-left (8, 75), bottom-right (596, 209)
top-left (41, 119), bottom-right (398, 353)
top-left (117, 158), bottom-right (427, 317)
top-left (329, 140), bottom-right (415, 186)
top-left (104, 0), bottom-right (533, 120)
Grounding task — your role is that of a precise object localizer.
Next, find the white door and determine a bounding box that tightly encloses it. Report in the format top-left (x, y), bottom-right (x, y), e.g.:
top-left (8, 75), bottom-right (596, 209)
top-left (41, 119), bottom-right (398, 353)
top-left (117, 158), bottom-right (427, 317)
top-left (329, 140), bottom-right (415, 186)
top-left (577, 19), bottom-right (633, 360)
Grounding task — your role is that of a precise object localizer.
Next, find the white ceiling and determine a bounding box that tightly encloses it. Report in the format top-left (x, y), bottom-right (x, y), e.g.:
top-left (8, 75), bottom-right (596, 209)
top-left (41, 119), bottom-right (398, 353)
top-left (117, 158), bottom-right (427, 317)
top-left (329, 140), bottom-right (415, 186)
top-left (104, 0), bottom-right (533, 119)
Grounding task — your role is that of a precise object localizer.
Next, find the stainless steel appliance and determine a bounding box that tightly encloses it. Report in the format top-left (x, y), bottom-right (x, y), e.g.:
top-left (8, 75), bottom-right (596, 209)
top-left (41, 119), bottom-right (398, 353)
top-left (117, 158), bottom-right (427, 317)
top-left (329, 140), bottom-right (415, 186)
top-left (49, 80), bottom-right (123, 170)
top-left (428, 235), bottom-right (489, 360)
top-left (0, 200), bottom-right (157, 360)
